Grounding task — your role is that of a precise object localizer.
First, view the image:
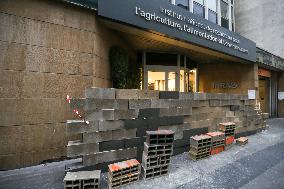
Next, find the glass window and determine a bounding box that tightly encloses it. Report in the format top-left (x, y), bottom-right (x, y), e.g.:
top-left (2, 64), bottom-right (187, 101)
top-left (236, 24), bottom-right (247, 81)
top-left (148, 71), bottom-right (165, 91)
top-left (180, 70), bottom-right (185, 92)
top-left (194, 0), bottom-right (204, 5)
top-left (221, 0), bottom-right (229, 19)
top-left (176, 0), bottom-right (189, 10)
top-left (221, 17), bottom-right (229, 29)
top-left (231, 6), bottom-right (234, 31)
top-left (207, 0), bottom-right (217, 12)
top-left (168, 72), bottom-right (176, 91)
top-left (193, 2), bottom-right (204, 18)
top-left (208, 10), bottom-right (217, 23)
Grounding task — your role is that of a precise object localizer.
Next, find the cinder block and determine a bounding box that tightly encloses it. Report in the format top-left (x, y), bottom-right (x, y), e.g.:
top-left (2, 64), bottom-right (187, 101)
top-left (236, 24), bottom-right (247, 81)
top-left (179, 92), bottom-right (194, 100)
top-left (64, 170), bottom-right (101, 189)
top-left (143, 142), bottom-right (173, 157)
top-left (191, 100), bottom-right (209, 107)
top-left (85, 87), bottom-right (115, 99)
top-left (116, 89), bottom-right (138, 99)
top-left (85, 110), bottom-right (114, 121)
top-left (169, 99), bottom-right (192, 108)
top-left (123, 118), bottom-right (148, 129)
top-left (85, 99), bottom-right (128, 111)
top-left (114, 109), bottom-right (139, 120)
top-left (99, 140), bottom-right (125, 152)
top-left (157, 116), bottom-right (184, 126)
top-left (112, 128), bottom-right (137, 140)
top-left (230, 105), bottom-right (240, 111)
top-left (159, 107), bottom-right (192, 117)
top-left (66, 120), bottom-right (99, 135)
top-left (146, 130), bottom-right (175, 145)
top-left (98, 120), bottom-right (124, 131)
top-left (190, 119), bottom-right (211, 129)
top-left (138, 90), bottom-right (159, 99)
top-left (150, 99), bottom-right (170, 108)
top-left (67, 140), bottom-right (99, 157)
top-left (159, 91), bottom-right (179, 99)
top-left (83, 130), bottom-right (113, 143)
top-left (142, 164), bottom-right (169, 179)
top-left (83, 129), bottom-right (137, 143)
top-left (138, 108), bottom-right (160, 118)
top-left (124, 137), bottom-right (145, 149)
top-left (83, 148), bottom-right (137, 166)
top-left (129, 99), bottom-right (151, 109)
top-left (193, 93), bottom-right (207, 100)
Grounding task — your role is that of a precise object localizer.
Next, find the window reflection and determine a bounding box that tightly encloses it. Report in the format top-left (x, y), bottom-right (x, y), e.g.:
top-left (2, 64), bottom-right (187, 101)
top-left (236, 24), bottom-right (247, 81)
top-left (176, 0), bottom-right (189, 10)
top-left (193, 1), bottom-right (205, 18)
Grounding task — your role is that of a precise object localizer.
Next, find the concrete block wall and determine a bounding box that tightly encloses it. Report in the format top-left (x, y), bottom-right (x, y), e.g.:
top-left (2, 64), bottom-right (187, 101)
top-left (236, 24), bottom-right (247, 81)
top-left (0, 0), bottom-right (134, 170)
top-left (66, 87), bottom-right (266, 172)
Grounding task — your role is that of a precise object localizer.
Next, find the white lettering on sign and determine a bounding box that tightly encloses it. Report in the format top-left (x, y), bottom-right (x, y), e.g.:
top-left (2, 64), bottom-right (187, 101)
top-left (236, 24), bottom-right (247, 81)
top-left (135, 6), bottom-right (248, 54)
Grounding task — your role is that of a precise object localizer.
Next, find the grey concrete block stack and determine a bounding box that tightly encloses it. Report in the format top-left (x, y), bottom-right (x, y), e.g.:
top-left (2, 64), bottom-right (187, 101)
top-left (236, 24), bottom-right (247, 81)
top-left (189, 135), bottom-right (212, 161)
top-left (65, 88), bottom-right (266, 173)
top-left (64, 170), bottom-right (101, 189)
top-left (142, 130), bottom-right (174, 179)
top-left (108, 159), bottom-right (141, 188)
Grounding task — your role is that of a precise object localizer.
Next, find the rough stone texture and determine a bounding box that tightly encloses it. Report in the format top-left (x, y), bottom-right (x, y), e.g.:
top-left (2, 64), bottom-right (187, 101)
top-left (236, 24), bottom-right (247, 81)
top-left (235, 0), bottom-right (284, 58)
top-left (0, 0), bottom-right (134, 169)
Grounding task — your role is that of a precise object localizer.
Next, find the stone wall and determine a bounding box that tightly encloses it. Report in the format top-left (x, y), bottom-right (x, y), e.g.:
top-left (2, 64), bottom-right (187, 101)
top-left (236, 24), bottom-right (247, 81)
top-left (66, 88), bottom-right (266, 172)
top-left (0, 0), bottom-right (133, 170)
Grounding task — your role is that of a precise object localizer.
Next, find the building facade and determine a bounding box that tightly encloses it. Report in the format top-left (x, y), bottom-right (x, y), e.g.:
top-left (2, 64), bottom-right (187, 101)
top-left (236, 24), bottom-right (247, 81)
top-left (0, 0), bottom-right (283, 169)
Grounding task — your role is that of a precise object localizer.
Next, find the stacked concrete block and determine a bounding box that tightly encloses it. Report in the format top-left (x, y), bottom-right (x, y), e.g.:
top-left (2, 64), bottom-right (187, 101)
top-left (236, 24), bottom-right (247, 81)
top-left (219, 122), bottom-right (236, 150)
top-left (65, 88), bottom-right (264, 172)
top-left (108, 159), bottom-right (140, 189)
top-left (142, 130), bottom-right (174, 179)
top-left (64, 170), bottom-right (101, 189)
top-left (206, 132), bottom-right (225, 155)
top-left (189, 135), bottom-right (212, 160)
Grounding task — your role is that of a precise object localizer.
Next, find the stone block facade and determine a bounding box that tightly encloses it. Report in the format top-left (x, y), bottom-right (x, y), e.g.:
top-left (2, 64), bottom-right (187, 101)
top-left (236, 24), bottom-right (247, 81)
top-left (0, 0), bottom-right (134, 170)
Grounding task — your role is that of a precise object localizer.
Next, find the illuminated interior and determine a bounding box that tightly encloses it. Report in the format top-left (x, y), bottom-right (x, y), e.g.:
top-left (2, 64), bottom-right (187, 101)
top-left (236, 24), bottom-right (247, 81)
top-left (168, 72), bottom-right (176, 91)
top-left (147, 71), bottom-right (165, 91)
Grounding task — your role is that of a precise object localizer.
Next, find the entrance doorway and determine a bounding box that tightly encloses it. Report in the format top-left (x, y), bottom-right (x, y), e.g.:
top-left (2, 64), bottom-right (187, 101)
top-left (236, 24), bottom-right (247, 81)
top-left (259, 76), bottom-right (270, 113)
top-left (143, 52), bottom-right (197, 92)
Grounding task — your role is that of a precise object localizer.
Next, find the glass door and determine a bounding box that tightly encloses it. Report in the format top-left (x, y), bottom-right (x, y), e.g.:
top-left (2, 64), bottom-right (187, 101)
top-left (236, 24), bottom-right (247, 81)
top-left (147, 71), bottom-right (166, 91)
top-left (146, 68), bottom-right (177, 91)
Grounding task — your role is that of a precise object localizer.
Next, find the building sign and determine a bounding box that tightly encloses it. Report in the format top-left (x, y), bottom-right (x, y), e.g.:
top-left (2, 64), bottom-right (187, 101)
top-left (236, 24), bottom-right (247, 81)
top-left (98, 0), bottom-right (256, 62)
top-left (258, 68), bottom-right (271, 77)
top-left (213, 82), bottom-right (239, 89)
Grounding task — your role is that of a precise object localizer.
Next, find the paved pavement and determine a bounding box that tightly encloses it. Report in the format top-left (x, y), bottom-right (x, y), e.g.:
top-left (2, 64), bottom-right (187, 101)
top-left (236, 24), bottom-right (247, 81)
top-left (0, 118), bottom-right (283, 189)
